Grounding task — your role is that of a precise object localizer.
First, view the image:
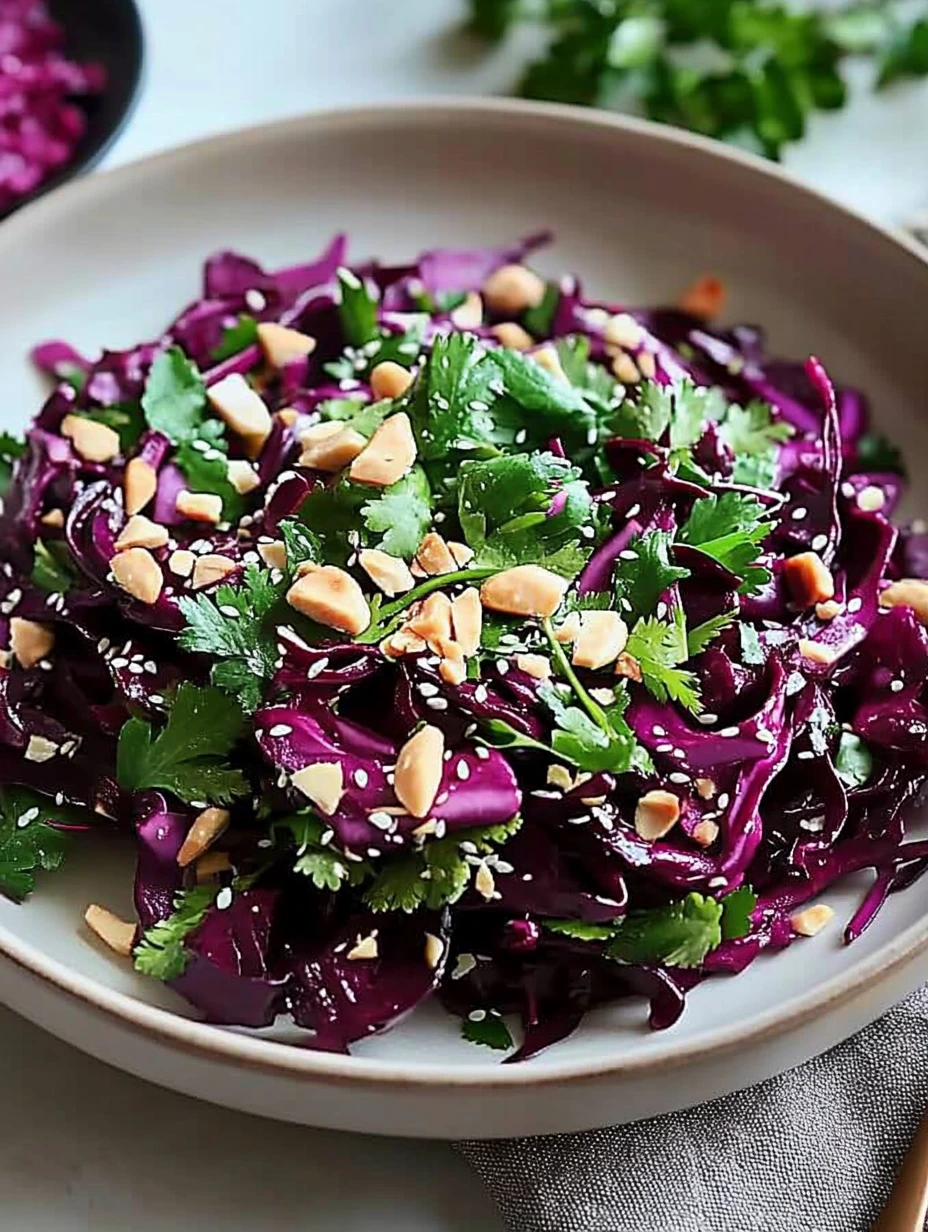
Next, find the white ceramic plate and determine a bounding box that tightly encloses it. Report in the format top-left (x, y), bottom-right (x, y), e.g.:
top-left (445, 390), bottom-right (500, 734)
top-left (1, 100), bottom-right (927, 1141)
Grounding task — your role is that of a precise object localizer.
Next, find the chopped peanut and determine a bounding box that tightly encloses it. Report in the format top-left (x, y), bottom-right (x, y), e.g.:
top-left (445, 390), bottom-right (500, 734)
top-left (679, 275), bottom-right (726, 322)
top-left (347, 933), bottom-right (379, 961)
top-left (40, 509), bottom-right (64, 528)
top-left (614, 652), bottom-right (643, 682)
top-left (815, 599), bottom-right (843, 622)
top-left (798, 639), bottom-right (837, 666)
top-left (612, 352), bottom-right (641, 385)
top-left (295, 560), bottom-right (320, 578)
top-left (491, 322), bottom-right (533, 351)
top-left (176, 490), bottom-right (223, 524)
top-left (515, 653), bottom-right (551, 680)
top-left (227, 459), bottom-right (260, 495)
top-left (110, 548), bottom-right (163, 605)
top-left (790, 903), bottom-right (835, 937)
top-left (451, 587), bottom-right (482, 656)
top-left (531, 345), bottom-right (566, 381)
top-left (287, 565), bottom-right (370, 635)
top-left (61, 414), bottom-right (120, 463)
top-left (439, 642), bottom-right (467, 685)
top-left (84, 904), bottom-right (136, 957)
top-left (168, 549), bottom-right (195, 578)
top-left (480, 565), bottom-right (568, 618)
top-left (195, 850), bottom-right (232, 882)
top-left (783, 551), bottom-right (835, 608)
top-left (424, 932), bottom-right (444, 970)
top-left (256, 322), bottom-right (317, 368)
top-left (207, 373), bottom-right (272, 454)
top-left (447, 541), bottom-right (475, 568)
top-left (450, 292), bottom-right (483, 329)
top-left (634, 789), bottom-right (681, 842)
top-left (290, 761), bottom-right (344, 816)
top-left (357, 549), bottom-right (411, 596)
top-left (10, 617), bottom-right (54, 668)
top-left (192, 554), bottom-right (237, 590)
top-left (257, 541), bottom-right (287, 571)
top-left (603, 312), bottom-right (642, 351)
top-left (547, 764), bottom-right (574, 791)
top-left (114, 514), bottom-right (169, 552)
top-left (406, 591), bottom-right (453, 650)
top-left (691, 820), bottom-right (720, 848)
top-left (554, 612), bottom-right (581, 644)
top-left (879, 578), bottom-right (928, 625)
top-left (124, 457), bottom-right (158, 516)
top-left (276, 407), bottom-right (299, 427)
top-left (572, 610), bottom-right (629, 671)
top-left (349, 412), bottom-right (417, 487)
top-left (177, 807), bottom-right (231, 867)
top-left (474, 860), bottom-right (496, 901)
top-left (299, 425), bottom-right (367, 472)
top-left (482, 264), bottom-right (545, 316)
top-left (370, 361), bottom-right (414, 401)
top-left (695, 777), bottom-right (716, 800)
top-left (415, 532), bottom-right (457, 576)
top-left (394, 724), bottom-right (445, 818)
top-left (638, 351), bottom-right (657, 380)
top-left (382, 629), bottom-right (427, 659)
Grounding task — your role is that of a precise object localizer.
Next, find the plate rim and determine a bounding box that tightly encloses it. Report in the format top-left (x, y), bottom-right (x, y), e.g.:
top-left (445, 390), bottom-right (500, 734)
top-left (2, 96), bottom-right (928, 1091)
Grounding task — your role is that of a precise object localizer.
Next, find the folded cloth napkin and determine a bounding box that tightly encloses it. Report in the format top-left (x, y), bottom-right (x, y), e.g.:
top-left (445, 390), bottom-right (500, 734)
top-left (458, 985), bottom-right (928, 1232)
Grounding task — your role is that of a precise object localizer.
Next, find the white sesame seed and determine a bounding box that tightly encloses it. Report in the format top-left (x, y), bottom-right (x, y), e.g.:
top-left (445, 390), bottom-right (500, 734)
top-left (811, 534), bottom-right (828, 552)
top-left (354, 768), bottom-right (369, 787)
top-left (456, 760), bottom-right (470, 781)
top-left (790, 507), bottom-right (807, 521)
top-left (698, 712), bottom-right (718, 726)
top-left (619, 550), bottom-right (638, 561)
top-left (474, 684), bottom-right (488, 703)
top-left (669, 772), bottom-right (689, 784)
top-left (797, 750), bottom-right (814, 760)
top-left (269, 724), bottom-right (292, 737)
top-left (720, 726), bottom-right (739, 737)
top-left (216, 887), bottom-right (233, 910)
top-left (475, 746), bottom-right (490, 760)
top-left (426, 697), bottom-right (449, 711)
top-left (369, 812), bottom-right (394, 831)
top-left (219, 604), bottom-right (239, 618)
top-left (717, 793), bottom-right (730, 809)
top-left (418, 682), bottom-right (439, 697)
top-left (468, 1008), bottom-right (487, 1022)
top-left (847, 597), bottom-right (862, 613)
top-left (306, 657), bottom-right (329, 679)
top-left (626, 504), bottom-right (641, 519)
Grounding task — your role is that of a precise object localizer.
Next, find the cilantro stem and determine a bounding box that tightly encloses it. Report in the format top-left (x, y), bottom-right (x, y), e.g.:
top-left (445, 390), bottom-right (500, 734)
top-left (541, 616), bottom-right (611, 733)
top-left (355, 566), bottom-right (498, 644)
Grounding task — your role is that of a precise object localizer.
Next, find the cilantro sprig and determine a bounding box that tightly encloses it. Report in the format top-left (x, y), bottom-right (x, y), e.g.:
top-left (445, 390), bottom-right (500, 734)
top-left (273, 812), bottom-right (372, 892)
top-left (116, 683), bottom-right (249, 805)
top-left (626, 612), bottom-right (702, 713)
top-left (133, 885), bottom-right (218, 981)
top-left (0, 788), bottom-right (75, 902)
top-left (680, 491), bottom-right (772, 593)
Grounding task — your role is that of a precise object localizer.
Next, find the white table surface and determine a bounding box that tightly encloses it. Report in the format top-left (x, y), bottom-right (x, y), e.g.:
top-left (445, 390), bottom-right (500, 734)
top-left (4, 1), bottom-right (928, 1227)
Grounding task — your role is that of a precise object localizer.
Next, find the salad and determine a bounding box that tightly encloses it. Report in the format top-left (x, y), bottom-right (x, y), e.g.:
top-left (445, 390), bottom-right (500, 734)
top-left (0, 0), bottom-right (105, 210)
top-left (2, 231), bottom-right (926, 1061)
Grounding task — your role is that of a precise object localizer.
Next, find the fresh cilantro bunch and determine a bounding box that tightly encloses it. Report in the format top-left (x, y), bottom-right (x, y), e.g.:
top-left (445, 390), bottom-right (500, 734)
top-left (467, 0), bottom-right (928, 160)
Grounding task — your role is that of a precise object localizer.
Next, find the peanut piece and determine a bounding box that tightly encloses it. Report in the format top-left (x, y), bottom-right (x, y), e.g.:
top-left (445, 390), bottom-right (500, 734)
top-left (879, 578), bottom-right (928, 625)
top-left (491, 322), bottom-right (534, 351)
top-left (349, 412), bottom-right (417, 487)
top-left (61, 414), bottom-right (120, 463)
top-left (124, 457), bottom-right (158, 516)
top-left (257, 541), bottom-right (287, 571)
top-left (572, 611), bottom-right (629, 671)
top-left (299, 426), bottom-right (366, 472)
top-left (84, 904), bottom-right (135, 957)
top-left (10, 617), bottom-right (54, 668)
top-left (424, 932), bottom-right (444, 970)
top-left (290, 762), bottom-right (344, 816)
top-left (415, 532), bottom-right (457, 576)
top-left (114, 515), bottom-right (169, 552)
top-left (287, 565), bottom-right (370, 635)
top-left (691, 820), bottom-right (720, 847)
top-left (358, 549), bottom-right (415, 597)
top-left (450, 292), bottom-right (483, 329)
top-left (451, 587), bottom-right (482, 656)
top-left (192, 554), bottom-right (237, 590)
top-left (176, 491), bottom-right (223, 524)
top-left (177, 807), bottom-right (231, 867)
top-left (110, 548), bottom-right (163, 605)
top-left (603, 312), bottom-right (642, 351)
top-left (256, 322), bottom-right (317, 368)
top-left (783, 551), bottom-right (835, 608)
top-left (370, 361), bottom-right (414, 401)
top-left (480, 565), bottom-right (568, 618)
top-left (447, 541), bottom-right (475, 568)
top-left (515, 653), bottom-right (551, 680)
top-left (207, 373), bottom-right (272, 454)
top-left (634, 790), bottom-right (681, 842)
top-left (394, 724), bottom-right (445, 818)
top-left (406, 591), bottom-right (453, 650)
top-left (482, 264), bottom-right (546, 316)
top-left (790, 904), bottom-right (834, 937)
top-left (168, 549), bottom-right (195, 578)
top-left (227, 459), bottom-right (260, 495)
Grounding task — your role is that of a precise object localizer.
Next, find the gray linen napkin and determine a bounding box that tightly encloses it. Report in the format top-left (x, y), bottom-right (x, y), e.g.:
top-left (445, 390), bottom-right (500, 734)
top-left (457, 985), bottom-right (928, 1232)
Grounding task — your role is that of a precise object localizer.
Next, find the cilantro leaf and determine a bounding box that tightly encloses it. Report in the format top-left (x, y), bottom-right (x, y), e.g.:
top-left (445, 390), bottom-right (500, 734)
top-left (0, 431), bottom-right (25, 498)
top-left (31, 540), bottom-right (77, 594)
top-left (409, 331), bottom-right (500, 462)
top-left (273, 813), bottom-right (371, 892)
top-left (555, 335), bottom-right (622, 411)
top-left (0, 788), bottom-right (74, 901)
top-left (522, 282), bottom-right (560, 336)
top-left (835, 732), bottom-right (873, 791)
top-left (680, 491), bottom-right (770, 590)
top-left (626, 614), bottom-right (702, 712)
top-left (337, 267), bottom-right (379, 347)
top-left (364, 817), bottom-right (522, 914)
top-left (211, 314), bottom-right (258, 362)
top-left (607, 892), bottom-right (723, 968)
top-left (278, 519), bottom-right (322, 572)
top-left (545, 919), bottom-right (616, 941)
top-left (133, 885), bottom-right (217, 981)
top-left (361, 468), bottom-right (433, 559)
top-left (720, 887), bottom-right (758, 942)
top-left (491, 345), bottom-right (598, 445)
top-left (613, 530), bottom-right (689, 622)
top-left (178, 565), bottom-right (284, 713)
top-left (458, 451), bottom-right (594, 578)
top-left (116, 683), bottom-right (249, 805)
top-left (141, 346), bottom-right (208, 444)
top-left (856, 431), bottom-right (905, 476)
top-left (687, 610), bottom-right (736, 657)
top-left (612, 380), bottom-right (724, 456)
top-left (175, 437), bottom-right (246, 523)
top-left (719, 400), bottom-right (792, 487)
top-left (461, 1012), bottom-right (514, 1052)
top-left (538, 678), bottom-right (646, 774)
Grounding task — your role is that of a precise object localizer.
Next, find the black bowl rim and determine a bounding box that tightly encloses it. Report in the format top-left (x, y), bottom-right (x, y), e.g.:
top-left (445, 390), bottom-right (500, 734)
top-left (0, 0), bottom-right (145, 222)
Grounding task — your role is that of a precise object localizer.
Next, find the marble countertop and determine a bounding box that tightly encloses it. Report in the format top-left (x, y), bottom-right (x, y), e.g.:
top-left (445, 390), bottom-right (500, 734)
top-left (4, 0), bottom-right (927, 1226)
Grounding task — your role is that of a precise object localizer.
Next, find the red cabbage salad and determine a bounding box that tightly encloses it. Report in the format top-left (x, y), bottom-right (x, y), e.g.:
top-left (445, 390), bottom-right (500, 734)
top-left (2, 231), bottom-right (927, 1061)
top-left (0, 0), bottom-right (105, 210)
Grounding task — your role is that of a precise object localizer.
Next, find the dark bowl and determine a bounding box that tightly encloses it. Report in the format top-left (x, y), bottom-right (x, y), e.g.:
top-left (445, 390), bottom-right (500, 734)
top-left (0, 0), bottom-right (144, 221)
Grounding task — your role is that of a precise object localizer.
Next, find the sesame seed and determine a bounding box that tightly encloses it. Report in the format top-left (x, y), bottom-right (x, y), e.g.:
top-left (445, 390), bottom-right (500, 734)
top-left (656, 742), bottom-right (673, 753)
top-left (720, 726), bottom-right (739, 737)
top-left (369, 812), bottom-right (394, 831)
top-left (717, 793), bottom-right (730, 809)
top-left (496, 660), bottom-right (509, 675)
top-left (669, 772), bottom-right (689, 784)
top-left (811, 534), bottom-right (828, 551)
top-left (474, 684), bottom-right (488, 703)
top-left (354, 768), bottom-right (369, 787)
top-left (418, 682), bottom-right (439, 697)
top-left (216, 887), bottom-right (233, 910)
top-left (797, 750), bottom-right (814, 760)
top-left (475, 746), bottom-right (490, 760)
top-left (468, 1009), bottom-right (487, 1023)
top-left (306, 657), bottom-right (330, 679)
top-left (698, 712), bottom-right (718, 725)
top-left (426, 697), bottom-right (449, 711)
top-left (219, 604), bottom-right (239, 618)
top-left (847, 597), bottom-right (862, 613)
top-left (456, 760), bottom-right (470, 781)
top-left (625, 504), bottom-right (641, 519)
top-left (269, 724), bottom-right (292, 737)
top-left (790, 507), bottom-right (807, 521)
top-left (653, 725), bottom-right (665, 736)
top-left (619, 550), bottom-right (638, 561)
